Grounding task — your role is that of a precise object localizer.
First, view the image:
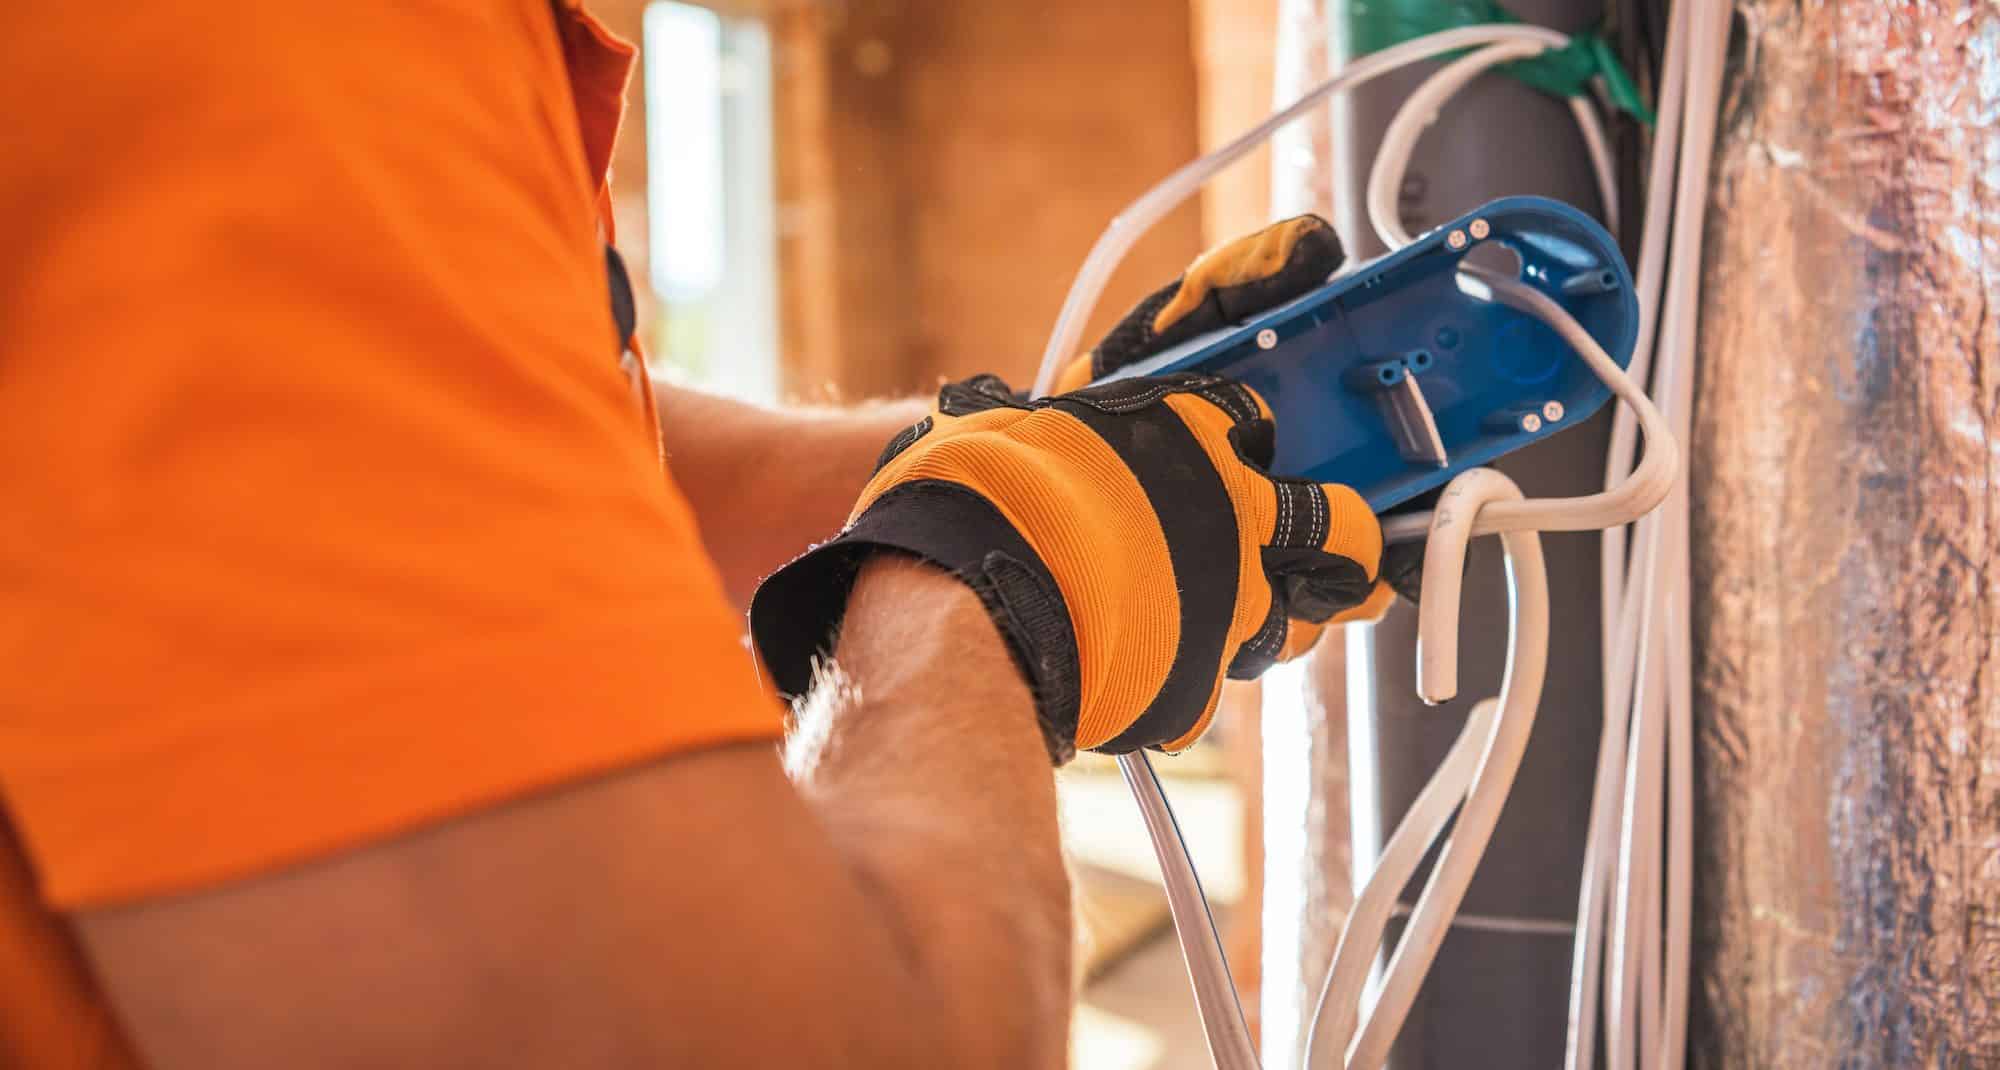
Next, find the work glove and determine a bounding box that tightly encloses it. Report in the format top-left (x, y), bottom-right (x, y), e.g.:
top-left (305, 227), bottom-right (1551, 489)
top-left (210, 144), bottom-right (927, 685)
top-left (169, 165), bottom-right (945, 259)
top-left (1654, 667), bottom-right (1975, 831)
top-left (1061, 215), bottom-right (1404, 637)
top-left (753, 216), bottom-right (1394, 760)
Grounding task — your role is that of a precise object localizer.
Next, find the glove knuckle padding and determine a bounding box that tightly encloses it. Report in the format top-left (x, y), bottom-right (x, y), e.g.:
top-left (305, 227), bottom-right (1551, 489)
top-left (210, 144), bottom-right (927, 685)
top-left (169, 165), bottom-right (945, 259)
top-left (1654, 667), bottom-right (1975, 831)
top-left (1228, 476), bottom-right (1383, 680)
top-left (1146, 215), bottom-right (1345, 344)
top-left (1083, 215), bottom-right (1345, 384)
top-left (855, 407), bottom-right (1027, 518)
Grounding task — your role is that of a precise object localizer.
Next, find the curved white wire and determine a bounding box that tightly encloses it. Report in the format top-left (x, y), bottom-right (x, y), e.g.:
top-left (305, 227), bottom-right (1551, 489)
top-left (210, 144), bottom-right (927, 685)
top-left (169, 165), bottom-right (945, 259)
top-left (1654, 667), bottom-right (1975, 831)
top-left (1316, 275), bottom-right (1675, 1070)
top-left (1304, 697), bottom-right (1498, 1066)
top-left (1362, 39), bottom-right (1581, 255)
top-left (1347, 471), bottom-right (1550, 1070)
top-left (1030, 32), bottom-right (1588, 1070)
top-left (1572, 94), bottom-right (1622, 241)
top-left (1361, 37), bottom-right (1675, 547)
top-left (1031, 20), bottom-right (1692, 1070)
top-left (1030, 23), bottom-right (1573, 398)
top-left (1376, 272), bottom-right (1678, 547)
top-left (1311, 32), bottom-right (1685, 1067)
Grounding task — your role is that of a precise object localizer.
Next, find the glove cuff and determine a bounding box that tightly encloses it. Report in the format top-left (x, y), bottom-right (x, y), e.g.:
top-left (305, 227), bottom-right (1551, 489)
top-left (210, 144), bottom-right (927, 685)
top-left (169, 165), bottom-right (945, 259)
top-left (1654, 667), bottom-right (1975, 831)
top-left (749, 480), bottom-right (1082, 764)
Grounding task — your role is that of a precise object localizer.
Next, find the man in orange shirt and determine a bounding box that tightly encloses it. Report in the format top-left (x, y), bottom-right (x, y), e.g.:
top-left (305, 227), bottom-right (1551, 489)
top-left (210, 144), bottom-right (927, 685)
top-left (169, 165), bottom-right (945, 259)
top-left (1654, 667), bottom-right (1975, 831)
top-left (2, 4), bottom-right (1390, 1066)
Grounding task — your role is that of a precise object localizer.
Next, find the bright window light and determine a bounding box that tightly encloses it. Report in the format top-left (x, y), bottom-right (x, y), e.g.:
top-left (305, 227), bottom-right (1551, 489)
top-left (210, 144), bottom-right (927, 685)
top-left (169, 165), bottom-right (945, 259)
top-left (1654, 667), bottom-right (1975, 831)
top-left (641, 2), bottom-right (779, 403)
top-left (644, 3), bottom-right (725, 300)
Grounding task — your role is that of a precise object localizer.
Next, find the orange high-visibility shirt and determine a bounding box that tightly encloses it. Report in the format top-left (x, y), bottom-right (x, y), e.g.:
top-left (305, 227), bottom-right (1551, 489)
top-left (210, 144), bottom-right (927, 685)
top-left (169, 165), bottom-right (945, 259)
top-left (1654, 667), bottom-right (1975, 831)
top-left (0, 4), bottom-right (783, 1064)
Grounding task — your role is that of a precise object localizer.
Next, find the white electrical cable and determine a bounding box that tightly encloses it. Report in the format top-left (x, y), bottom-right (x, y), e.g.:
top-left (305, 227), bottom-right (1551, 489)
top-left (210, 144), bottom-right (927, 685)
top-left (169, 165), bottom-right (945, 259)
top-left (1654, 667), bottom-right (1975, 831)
top-left (1311, 269), bottom-right (1674, 1070)
top-left (1574, 3), bottom-right (1689, 1063)
top-left (1361, 41), bottom-right (1620, 252)
top-left (1305, 698), bottom-right (1498, 1064)
top-left (1377, 269), bottom-right (1678, 545)
top-left (1653, 11), bottom-right (1730, 1068)
top-left (1624, 8), bottom-right (1729, 1070)
top-left (1358, 37), bottom-right (1653, 530)
top-left (1025, 33), bottom-right (1601, 1070)
top-left (1121, 750), bottom-right (1260, 1069)
top-left (1572, 95), bottom-right (1622, 240)
top-left (1030, 23), bottom-right (1574, 398)
top-left (1301, 25), bottom-right (1687, 1066)
top-left (1348, 25), bottom-right (1693, 1065)
top-left (1346, 471), bottom-right (1550, 1070)
top-left (1607, 615), bottom-right (1666, 1070)
top-left (1581, 4), bottom-right (1730, 1069)
top-left (1361, 16), bottom-right (1722, 1070)
top-left (1363, 41), bottom-right (1550, 255)
top-left (1030, 19), bottom-right (1692, 1070)
top-left (1309, 30), bottom-right (1673, 1049)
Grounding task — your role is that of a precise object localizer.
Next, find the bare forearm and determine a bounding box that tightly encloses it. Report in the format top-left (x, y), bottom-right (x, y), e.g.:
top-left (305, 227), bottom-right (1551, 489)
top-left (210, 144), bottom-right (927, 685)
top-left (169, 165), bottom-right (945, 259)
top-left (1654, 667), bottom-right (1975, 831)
top-left (80, 572), bottom-right (1067, 1070)
top-left (654, 382), bottom-right (927, 605)
top-left (81, 556), bottom-right (1072, 1070)
top-left (786, 556), bottom-right (1073, 1068)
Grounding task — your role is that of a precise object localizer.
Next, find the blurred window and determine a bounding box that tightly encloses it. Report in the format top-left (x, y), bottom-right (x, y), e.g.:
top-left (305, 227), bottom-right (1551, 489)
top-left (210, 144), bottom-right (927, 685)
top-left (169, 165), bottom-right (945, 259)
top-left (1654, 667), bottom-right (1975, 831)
top-left (643, 2), bottom-right (779, 402)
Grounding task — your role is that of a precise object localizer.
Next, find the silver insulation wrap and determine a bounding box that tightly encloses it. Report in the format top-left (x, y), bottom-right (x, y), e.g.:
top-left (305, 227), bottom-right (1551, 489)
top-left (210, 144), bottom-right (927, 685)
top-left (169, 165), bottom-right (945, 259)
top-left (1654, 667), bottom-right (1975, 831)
top-left (1692, 2), bottom-right (2000, 1064)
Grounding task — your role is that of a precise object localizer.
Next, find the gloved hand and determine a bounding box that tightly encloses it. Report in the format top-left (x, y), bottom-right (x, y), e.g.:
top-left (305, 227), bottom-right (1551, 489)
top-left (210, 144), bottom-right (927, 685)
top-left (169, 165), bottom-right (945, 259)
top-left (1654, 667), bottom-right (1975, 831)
top-left (1060, 215), bottom-right (1402, 640)
top-left (1053, 214), bottom-right (1350, 394)
top-left (750, 216), bottom-right (1389, 761)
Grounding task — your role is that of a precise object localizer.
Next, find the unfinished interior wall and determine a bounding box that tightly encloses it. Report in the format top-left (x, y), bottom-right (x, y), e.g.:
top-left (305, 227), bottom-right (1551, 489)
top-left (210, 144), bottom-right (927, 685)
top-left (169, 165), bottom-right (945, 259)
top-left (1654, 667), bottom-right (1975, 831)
top-left (1191, 0), bottom-right (1279, 246)
top-left (1691, 3), bottom-right (2000, 1065)
top-left (595, 0), bottom-right (1206, 398)
top-left (766, 0), bottom-right (912, 399)
top-left (765, 0), bottom-right (1207, 397)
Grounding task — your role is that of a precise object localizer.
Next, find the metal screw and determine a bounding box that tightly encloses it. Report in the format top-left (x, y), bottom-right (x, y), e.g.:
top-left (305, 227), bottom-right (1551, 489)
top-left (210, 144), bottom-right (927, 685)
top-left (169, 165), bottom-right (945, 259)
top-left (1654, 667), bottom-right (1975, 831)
top-left (1447, 229), bottom-right (1468, 250)
top-left (1542, 401), bottom-right (1565, 422)
top-left (1469, 218), bottom-right (1490, 240)
top-left (1256, 328), bottom-right (1278, 350)
top-left (1520, 413), bottom-right (1543, 433)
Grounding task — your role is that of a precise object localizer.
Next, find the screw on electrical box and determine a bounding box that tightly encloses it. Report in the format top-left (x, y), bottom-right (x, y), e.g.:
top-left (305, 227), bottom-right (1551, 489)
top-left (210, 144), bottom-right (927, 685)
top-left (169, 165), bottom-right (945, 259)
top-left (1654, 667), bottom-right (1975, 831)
top-left (1256, 328), bottom-right (1278, 350)
top-left (1469, 218), bottom-right (1491, 240)
top-left (1542, 401), bottom-right (1565, 422)
top-left (1447, 229), bottom-right (1468, 250)
top-left (1484, 408), bottom-right (1546, 434)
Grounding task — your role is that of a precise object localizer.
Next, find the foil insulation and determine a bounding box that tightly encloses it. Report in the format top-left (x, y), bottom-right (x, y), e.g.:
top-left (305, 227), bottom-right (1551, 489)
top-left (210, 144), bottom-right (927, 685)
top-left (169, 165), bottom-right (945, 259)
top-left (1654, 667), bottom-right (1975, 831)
top-left (1692, 3), bottom-right (2000, 1065)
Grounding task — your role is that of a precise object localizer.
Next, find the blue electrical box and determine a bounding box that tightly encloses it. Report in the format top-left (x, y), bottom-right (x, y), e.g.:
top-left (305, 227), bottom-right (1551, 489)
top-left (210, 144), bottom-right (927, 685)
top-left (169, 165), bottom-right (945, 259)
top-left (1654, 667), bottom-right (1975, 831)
top-left (1096, 196), bottom-right (1637, 511)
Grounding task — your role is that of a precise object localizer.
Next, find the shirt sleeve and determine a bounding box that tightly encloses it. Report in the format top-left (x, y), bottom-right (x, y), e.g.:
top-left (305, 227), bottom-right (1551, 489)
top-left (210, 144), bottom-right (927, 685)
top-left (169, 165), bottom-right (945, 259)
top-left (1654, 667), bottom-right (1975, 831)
top-left (0, 2), bottom-right (783, 909)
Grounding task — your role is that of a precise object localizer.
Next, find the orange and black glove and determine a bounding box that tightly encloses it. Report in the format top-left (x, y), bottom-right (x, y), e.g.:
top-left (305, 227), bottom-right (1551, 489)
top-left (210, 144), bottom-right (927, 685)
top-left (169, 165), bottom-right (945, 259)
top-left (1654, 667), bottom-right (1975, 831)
top-left (750, 216), bottom-right (1390, 761)
top-left (1059, 214), bottom-right (1403, 639)
top-left (1054, 214), bottom-right (1350, 393)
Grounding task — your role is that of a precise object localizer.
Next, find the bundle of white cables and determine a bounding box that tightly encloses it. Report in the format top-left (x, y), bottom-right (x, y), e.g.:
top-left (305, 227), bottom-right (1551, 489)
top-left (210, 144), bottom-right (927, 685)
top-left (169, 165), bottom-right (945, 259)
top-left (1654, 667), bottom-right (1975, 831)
top-left (1027, 9), bottom-right (1730, 1070)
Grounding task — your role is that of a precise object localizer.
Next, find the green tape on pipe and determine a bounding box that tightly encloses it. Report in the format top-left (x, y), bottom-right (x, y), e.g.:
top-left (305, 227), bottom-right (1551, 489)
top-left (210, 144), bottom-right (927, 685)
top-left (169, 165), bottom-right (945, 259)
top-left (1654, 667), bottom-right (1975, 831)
top-left (1348, 0), bottom-right (1654, 126)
